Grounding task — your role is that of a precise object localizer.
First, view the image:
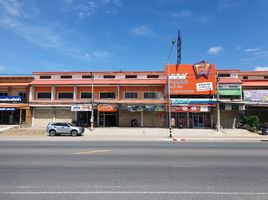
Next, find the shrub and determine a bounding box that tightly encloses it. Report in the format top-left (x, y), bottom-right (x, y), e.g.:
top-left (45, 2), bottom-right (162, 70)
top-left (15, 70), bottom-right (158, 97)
top-left (246, 116), bottom-right (260, 132)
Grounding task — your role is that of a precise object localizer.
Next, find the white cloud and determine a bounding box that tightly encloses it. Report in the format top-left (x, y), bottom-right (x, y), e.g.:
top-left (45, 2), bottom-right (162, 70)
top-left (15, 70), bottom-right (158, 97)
top-left (0, 0), bottom-right (114, 65)
top-left (244, 48), bottom-right (261, 52)
top-left (171, 10), bottom-right (193, 18)
top-left (255, 66), bottom-right (268, 71)
top-left (131, 25), bottom-right (154, 36)
top-left (84, 50), bottom-right (112, 60)
top-left (63, 0), bottom-right (121, 18)
top-left (207, 46), bottom-right (224, 55)
top-left (217, 0), bottom-right (240, 11)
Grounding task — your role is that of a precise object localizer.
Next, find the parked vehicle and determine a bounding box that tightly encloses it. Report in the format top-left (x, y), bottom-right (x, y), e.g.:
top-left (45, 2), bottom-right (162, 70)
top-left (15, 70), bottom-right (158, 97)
top-left (47, 122), bottom-right (84, 136)
top-left (261, 122), bottom-right (268, 135)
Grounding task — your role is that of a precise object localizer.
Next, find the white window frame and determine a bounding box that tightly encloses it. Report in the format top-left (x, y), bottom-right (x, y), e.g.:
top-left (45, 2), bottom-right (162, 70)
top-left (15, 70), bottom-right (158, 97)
top-left (124, 91), bottom-right (139, 99)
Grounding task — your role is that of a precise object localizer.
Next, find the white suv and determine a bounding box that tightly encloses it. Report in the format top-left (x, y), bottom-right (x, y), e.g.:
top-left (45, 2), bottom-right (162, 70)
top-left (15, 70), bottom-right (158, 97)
top-left (47, 122), bottom-right (84, 136)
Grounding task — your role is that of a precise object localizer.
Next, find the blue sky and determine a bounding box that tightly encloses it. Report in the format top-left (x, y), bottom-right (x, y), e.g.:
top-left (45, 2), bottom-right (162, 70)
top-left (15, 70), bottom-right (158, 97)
top-left (0, 0), bottom-right (268, 74)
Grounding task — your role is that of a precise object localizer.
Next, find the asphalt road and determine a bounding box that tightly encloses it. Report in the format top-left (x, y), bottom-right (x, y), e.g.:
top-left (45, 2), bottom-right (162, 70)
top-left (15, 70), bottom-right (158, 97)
top-left (0, 141), bottom-right (268, 200)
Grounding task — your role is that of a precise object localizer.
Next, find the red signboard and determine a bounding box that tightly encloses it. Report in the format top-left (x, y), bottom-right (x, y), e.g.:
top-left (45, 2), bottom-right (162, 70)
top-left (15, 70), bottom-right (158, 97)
top-left (98, 104), bottom-right (117, 112)
top-left (171, 106), bottom-right (209, 112)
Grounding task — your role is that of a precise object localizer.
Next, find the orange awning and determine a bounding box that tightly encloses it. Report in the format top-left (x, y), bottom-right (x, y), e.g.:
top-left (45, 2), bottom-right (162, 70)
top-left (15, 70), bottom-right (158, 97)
top-left (242, 81), bottom-right (268, 87)
top-left (0, 83), bottom-right (30, 86)
top-left (30, 79), bottom-right (166, 85)
top-left (219, 78), bottom-right (242, 84)
top-left (0, 103), bottom-right (30, 109)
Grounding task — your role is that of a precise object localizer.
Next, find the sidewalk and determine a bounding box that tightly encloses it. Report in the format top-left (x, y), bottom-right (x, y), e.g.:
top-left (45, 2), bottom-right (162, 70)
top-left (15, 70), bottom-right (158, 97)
top-left (85, 128), bottom-right (268, 142)
top-left (0, 126), bottom-right (267, 142)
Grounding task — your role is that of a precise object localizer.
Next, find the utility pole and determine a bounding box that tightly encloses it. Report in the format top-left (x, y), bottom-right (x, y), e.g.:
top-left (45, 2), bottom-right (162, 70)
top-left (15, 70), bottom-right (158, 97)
top-left (167, 39), bottom-right (176, 138)
top-left (216, 72), bottom-right (221, 131)
top-left (90, 72), bottom-right (94, 131)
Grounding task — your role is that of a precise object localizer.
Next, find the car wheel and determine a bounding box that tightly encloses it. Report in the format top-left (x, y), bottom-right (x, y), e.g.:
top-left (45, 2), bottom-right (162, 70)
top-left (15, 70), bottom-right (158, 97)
top-left (49, 130), bottom-right (56, 136)
top-left (71, 130), bottom-right (78, 137)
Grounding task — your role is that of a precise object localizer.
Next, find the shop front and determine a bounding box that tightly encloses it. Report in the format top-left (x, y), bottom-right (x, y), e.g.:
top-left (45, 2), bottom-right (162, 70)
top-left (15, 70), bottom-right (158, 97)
top-left (33, 106), bottom-right (75, 127)
top-left (171, 98), bottom-right (217, 128)
top-left (243, 90), bottom-right (268, 124)
top-left (97, 104), bottom-right (118, 127)
top-left (0, 96), bottom-right (31, 126)
top-left (171, 105), bottom-right (214, 128)
top-left (118, 104), bottom-right (165, 127)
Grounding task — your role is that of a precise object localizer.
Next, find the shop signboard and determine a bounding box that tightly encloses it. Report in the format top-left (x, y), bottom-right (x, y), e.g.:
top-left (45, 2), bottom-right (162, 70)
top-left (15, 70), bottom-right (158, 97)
top-left (71, 104), bottom-right (92, 111)
top-left (127, 105), bottom-right (165, 112)
top-left (172, 98), bottom-right (217, 105)
top-left (166, 61), bottom-right (216, 95)
top-left (218, 84), bottom-right (240, 89)
top-left (0, 107), bottom-right (16, 111)
top-left (171, 106), bottom-right (209, 112)
top-left (244, 90), bottom-right (268, 103)
top-left (218, 84), bottom-right (241, 96)
top-left (98, 104), bottom-right (117, 112)
top-left (0, 96), bottom-right (22, 102)
top-left (218, 89), bottom-right (241, 96)
top-left (196, 82), bottom-right (213, 92)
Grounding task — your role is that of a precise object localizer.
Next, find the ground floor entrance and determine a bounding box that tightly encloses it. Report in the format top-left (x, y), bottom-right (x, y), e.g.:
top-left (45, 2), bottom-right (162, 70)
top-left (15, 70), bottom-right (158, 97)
top-left (171, 112), bottom-right (212, 128)
top-left (0, 109), bottom-right (26, 125)
top-left (99, 112), bottom-right (117, 127)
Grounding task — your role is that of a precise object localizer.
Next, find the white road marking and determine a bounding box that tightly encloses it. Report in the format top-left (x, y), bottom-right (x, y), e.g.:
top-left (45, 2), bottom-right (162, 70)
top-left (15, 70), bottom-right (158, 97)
top-left (2, 191), bottom-right (268, 195)
top-left (72, 150), bottom-right (112, 155)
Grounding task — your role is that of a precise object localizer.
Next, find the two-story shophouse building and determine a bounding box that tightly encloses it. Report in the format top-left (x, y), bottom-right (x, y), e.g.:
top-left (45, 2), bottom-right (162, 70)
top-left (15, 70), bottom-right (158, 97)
top-left (217, 69), bottom-right (268, 128)
top-left (0, 75), bottom-right (33, 126)
top-left (29, 71), bottom-right (166, 127)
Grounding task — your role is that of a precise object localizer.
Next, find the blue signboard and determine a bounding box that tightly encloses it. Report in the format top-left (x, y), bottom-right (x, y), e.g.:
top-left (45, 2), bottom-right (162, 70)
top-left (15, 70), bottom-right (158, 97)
top-left (0, 108), bottom-right (16, 111)
top-left (172, 98), bottom-right (218, 105)
top-left (0, 96), bottom-right (22, 102)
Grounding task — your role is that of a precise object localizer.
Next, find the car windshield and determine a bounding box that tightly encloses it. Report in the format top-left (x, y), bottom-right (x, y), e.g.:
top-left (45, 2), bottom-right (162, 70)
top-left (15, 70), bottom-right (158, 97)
top-left (67, 123), bottom-right (75, 126)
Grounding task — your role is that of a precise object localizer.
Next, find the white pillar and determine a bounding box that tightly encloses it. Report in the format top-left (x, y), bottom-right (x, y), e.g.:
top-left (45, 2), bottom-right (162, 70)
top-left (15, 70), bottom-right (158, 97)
top-left (29, 86), bottom-right (34, 102)
top-left (74, 86), bottom-right (77, 102)
top-left (51, 85), bottom-right (55, 101)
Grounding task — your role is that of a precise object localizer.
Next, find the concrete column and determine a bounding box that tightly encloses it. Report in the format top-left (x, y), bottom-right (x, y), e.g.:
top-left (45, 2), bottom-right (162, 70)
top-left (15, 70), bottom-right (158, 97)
top-left (187, 112), bottom-right (189, 128)
top-left (29, 86), bottom-right (34, 102)
top-left (75, 111), bottom-right (77, 121)
top-left (19, 109), bottom-right (22, 127)
top-left (74, 86), bottom-right (77, 102)
top-left (53, 107), bottom-right (56, 122)
top-left (32, 108), bottom-right (35, 127)
top-left (117, 85), bottom-right (120, 100)
top-left (51, 85), bottom-right (55, 101)
top-left (141, 110), bottom-right (144, 127)
top-left (97, 110), bottom-right (100, 127)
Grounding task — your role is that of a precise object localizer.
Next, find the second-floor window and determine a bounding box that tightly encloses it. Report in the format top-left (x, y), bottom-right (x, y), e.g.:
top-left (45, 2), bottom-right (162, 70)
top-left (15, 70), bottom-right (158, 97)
top-left (37, 92), bottom-right (51, 99)
top-left (0, 92), bottom-right (8, 96)
top-left (125, 92), bottom-right (138, 99)
top-left (58, 92), bottom-right (73, 99)
top-left (19, 92), bottom-right (27, 102)
top-left (100, 92), bottom-right (116, 99)
top-left (144, 92), bottom-right (163, 99)
top-left (81, 92), bottom-right (92, 99)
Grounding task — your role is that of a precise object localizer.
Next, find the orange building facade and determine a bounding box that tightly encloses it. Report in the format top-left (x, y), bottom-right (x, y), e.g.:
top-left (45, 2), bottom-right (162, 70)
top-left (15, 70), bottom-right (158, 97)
top-left (165, 61), bottom-right (217, 128)
top-left (29, 71), bottom-right (166, 127)
top-left (0, 76), bottom-right (33, 126)
top-left (2, 60), bottom-right (268, 129)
